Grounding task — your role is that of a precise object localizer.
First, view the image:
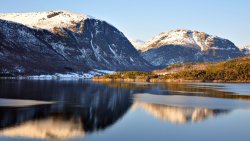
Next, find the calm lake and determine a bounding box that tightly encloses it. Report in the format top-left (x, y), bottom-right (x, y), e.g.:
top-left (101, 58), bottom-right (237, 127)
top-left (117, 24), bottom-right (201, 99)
top-left (0, 79), bottom-right (250, 141)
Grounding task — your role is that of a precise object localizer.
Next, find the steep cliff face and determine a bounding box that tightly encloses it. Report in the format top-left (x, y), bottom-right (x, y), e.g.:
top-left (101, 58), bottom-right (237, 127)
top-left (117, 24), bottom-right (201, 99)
top-left (0, 11), bottom-right (152, 76)
top-left (140, 29), bottom-right (244, 68)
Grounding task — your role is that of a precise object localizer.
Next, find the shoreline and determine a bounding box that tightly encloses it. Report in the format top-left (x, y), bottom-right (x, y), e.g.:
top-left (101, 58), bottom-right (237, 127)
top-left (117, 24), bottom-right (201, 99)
top-left (1, 77), bottom-right (249, 83)
top-left (92, 78), bottom-right (250, 83)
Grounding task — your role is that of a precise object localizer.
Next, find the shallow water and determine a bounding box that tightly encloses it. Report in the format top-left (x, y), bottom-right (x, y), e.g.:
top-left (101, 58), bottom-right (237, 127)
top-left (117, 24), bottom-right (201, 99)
top-left (0, 79), bottom-right (250, 141)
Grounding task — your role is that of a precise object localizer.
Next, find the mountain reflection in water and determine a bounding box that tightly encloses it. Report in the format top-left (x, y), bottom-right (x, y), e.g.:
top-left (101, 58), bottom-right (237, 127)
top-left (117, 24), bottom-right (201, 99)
top-left (0, 114), bottom-right (84, 140)
top-left (0, 80), bottom-right (250, 140)
top-left (132, 102), bottom-right (228, 124)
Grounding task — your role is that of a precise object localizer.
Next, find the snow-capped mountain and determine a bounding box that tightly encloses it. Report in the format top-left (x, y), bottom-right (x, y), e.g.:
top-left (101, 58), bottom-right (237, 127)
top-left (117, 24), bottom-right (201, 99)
top-left (0, 11), bottom-right (152, 76)
top-left (140, 29), bottom-right (244, 68)
top-left (0, 11), bottom-right (89, 32)
top-left (240, 45), bottom-right (250, 55)
top-left (129, 39), bottom-right (145, 50)
top-left (141, 29), bottom-right (238, 52)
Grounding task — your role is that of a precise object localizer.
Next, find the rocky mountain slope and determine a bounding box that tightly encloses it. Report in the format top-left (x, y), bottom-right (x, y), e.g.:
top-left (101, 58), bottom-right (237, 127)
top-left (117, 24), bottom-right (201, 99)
top-left (0, 11), bottom-right (152, 76)
top-left (140, 29), bottom-right (244, 68)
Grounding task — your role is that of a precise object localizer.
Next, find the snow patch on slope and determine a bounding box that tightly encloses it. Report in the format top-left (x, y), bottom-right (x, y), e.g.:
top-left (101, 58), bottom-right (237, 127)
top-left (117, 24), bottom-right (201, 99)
top-left (141, 29), bottom-right (231, 52)
top-left (0, 11), bottom-right (91, 31)
top-left (18, 70), bottom-right (115, 80)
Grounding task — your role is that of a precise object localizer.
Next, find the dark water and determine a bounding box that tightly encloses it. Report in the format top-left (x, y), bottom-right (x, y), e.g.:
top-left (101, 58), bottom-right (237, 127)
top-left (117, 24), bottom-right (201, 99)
top-left (0, 80), bottom-right (250, 141)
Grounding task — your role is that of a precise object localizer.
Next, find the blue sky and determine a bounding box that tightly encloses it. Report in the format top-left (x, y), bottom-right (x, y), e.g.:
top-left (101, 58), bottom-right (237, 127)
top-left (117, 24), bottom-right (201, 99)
top-left (0, 0), bottom-right (249, 46)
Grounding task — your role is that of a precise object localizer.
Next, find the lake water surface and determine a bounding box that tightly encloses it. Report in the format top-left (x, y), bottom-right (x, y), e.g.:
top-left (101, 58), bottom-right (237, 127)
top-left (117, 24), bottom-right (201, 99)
top-left (0, 79), bottom-right (250, 141)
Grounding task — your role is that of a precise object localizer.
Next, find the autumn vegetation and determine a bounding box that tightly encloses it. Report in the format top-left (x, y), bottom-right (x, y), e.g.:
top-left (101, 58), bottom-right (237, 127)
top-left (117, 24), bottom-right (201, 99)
top-left (93, 55), bottom-right (250, 82)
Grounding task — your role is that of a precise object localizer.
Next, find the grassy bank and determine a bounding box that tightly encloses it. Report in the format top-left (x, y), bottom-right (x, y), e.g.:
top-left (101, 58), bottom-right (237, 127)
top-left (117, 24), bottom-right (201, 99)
top-left (93, 55), bottom-right (250, 82)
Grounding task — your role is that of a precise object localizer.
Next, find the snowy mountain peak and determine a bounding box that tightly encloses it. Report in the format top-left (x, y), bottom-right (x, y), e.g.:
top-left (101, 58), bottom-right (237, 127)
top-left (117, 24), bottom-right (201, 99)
top-left (241, 45), bottom-right (250, 49)
top-left (129, 39), bottom-right (145, 50)
top-left (141, 29), bottom-right (230, 52)
top-left (140, 29), bottom-right (243, 67)
top-left (240, 45), bottom-right (250, 55)
top-left (0, 11), bottom-right (91, 31)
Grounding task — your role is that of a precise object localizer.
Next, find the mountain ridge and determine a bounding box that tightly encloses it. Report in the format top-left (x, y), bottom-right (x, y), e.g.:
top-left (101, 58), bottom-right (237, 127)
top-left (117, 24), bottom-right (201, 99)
top-left (0, 11), bottom-right (90, 31)
top-left (141, 29), bottom-right (238, 52)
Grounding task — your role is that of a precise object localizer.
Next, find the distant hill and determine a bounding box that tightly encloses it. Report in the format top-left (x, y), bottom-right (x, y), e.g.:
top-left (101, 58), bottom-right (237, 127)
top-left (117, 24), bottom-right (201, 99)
top-left (240, 45), bottom-right (250, 55)
top-left (129, 39), bottom-right (145, 50)
top-left (140, 29), bottom-right (244, 68)
top-left (154, 55), bottom-right (250, 81)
